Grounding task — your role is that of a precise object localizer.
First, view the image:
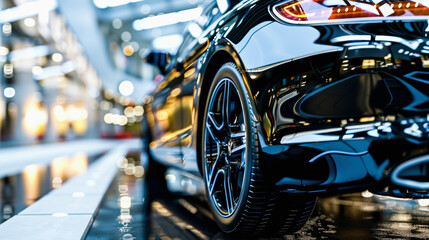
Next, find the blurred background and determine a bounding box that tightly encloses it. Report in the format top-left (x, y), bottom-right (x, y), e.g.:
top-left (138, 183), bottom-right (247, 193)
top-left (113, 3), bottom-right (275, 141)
top-left (0, 0), bottom-right (204, 145)
top-left (2, 1), bottom-right (429, 239)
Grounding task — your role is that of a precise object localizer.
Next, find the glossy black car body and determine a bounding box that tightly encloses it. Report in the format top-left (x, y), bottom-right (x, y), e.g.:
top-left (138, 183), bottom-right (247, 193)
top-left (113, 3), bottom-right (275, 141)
top-left (143, 0), bottom-right (429, 236)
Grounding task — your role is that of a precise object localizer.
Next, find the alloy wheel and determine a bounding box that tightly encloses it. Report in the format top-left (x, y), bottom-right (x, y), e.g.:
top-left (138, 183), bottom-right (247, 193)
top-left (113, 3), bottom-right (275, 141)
top-left (203, 78), bottom-right (247, 217)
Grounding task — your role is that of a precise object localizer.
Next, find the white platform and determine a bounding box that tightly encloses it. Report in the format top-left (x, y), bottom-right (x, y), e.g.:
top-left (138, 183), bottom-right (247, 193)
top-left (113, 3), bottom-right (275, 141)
top-left (0, 139), bottom-right (123, 178)
top-left (0, 138), bottom-right (141, 240)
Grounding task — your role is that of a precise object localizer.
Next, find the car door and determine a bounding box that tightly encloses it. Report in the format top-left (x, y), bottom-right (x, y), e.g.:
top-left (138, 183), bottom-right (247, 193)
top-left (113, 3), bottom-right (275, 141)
top-left (175, 1), bottom-right (224, 172)
top-left (147, 1), bottom-right (223, 169)
top-left (147, 68), bottom-right (186, 166)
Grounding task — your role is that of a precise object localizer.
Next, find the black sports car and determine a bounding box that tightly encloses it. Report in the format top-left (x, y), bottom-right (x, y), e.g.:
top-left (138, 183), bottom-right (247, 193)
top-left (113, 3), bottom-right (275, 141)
top-left (142, 0), bottom-right (429, 237)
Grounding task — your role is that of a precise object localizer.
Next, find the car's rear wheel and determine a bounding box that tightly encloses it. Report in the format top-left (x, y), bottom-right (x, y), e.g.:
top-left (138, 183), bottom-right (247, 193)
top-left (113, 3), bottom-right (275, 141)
top-left (201, 62), bottom-right (316, 237)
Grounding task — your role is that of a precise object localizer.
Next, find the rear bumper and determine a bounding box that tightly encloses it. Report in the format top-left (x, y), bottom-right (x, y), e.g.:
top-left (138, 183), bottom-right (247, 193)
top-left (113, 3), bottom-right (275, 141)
top-left (260, 120), bottom-right (429, 198)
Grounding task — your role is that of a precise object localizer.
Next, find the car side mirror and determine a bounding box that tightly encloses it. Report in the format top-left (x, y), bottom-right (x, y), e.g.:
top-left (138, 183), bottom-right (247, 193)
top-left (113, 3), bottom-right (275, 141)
top-left (144, 51), bottom-right (171, 75)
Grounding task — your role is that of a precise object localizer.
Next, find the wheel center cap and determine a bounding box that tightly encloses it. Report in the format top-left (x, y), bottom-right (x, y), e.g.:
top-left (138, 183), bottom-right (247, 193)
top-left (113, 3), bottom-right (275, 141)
top-left (227, 140), bottom-right (233, 157)
top-left (221, 140), bottom-right (234, 162)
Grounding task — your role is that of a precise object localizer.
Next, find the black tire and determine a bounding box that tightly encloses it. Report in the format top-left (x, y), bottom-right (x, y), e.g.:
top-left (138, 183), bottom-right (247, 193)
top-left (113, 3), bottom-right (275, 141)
top-left (201, 63), bottom-right (316, 237)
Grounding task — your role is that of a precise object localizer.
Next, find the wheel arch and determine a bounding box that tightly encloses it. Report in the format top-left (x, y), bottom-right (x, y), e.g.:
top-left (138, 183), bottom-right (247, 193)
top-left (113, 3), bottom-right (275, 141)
top-left (194, 43), bottom-right (260, 175)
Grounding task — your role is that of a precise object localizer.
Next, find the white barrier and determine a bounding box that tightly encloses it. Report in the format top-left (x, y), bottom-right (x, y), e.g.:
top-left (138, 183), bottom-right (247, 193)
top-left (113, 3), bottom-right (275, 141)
top-left (0, 138), bottom-right (141, 240)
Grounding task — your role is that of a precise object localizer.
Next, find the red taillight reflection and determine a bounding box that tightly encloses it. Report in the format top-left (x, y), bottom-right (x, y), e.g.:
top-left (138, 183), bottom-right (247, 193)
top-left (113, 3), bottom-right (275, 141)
top-left (273, 0), bottom-right (429, 23)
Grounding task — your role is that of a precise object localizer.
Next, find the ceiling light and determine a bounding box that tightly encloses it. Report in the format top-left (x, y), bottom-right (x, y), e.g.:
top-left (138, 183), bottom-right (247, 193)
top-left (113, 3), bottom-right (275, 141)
top-left (121, 31), bottom-right (132, 42)
top-left (130, 42), bottom-right (140, 51)
top-left (123, 45), bottom-right (135, 56)
top-left (4, 87), bottom-right (16, 98)
top-left (119, 80), bottom-right (134, 96)
top-left (32, 61), bottom-right (76, 80)
top-left (2, 23), bottom-right (12, 35)
top-left (9, 45), bottom-right (51, 62)
top-left (0, 47), bottom-right (9, 56)
top-left (32, 66), bottom-right (43, 75)
top-left (112, 19), bottom-right (122, 29)
top-left (0, 0), bottom-right (57, 24)
top-left (52, 53), bottom-right (63, 62)
top-left (93, 0), bottom-right (144, 9)
top-left (24, 17), bottom-right (36, 27)
top-left (133, 7), bottom-right (203, 31)
top-left (152, 34), bottom-right (183, 52)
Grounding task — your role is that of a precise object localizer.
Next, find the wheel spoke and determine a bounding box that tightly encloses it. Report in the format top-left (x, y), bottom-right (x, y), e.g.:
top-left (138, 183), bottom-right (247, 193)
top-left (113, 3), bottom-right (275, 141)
top-left (207, 156), bottom-right (221, 189)
top-left (230, 131), bottom-right (245, 140)
top-left (224, 166), bottom-right (235, 215)
top-left (208, 111), bottom-right (222, 131)
top-left (209, 167), bottom-right (224, 195)
top-left (205, 126), bottom-right (222, 165)
top-left (222, 80), bottom-right (231, 131)
top-left (206, 117), bottom-right (222, 145)
top-left (231, 143), bottom-right (246, 154)
top-left (230, 143), bottom-right (245, 166)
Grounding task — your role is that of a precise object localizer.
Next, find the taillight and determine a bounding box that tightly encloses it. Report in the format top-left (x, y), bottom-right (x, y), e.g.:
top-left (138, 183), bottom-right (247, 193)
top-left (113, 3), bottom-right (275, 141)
top-left (272, 0), bottom-right (429, 24)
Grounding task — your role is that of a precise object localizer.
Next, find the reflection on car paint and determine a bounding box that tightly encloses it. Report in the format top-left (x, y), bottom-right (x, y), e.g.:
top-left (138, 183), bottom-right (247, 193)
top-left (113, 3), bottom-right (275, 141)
top-left (143, 0), bottom-right (429, 236)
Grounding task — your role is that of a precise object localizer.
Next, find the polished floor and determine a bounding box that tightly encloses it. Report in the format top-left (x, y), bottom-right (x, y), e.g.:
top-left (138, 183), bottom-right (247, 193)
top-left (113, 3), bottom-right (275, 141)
top-left (1, 148), bottom-right (429, 239)
top-left (85, 153), bottom-right (429, 240)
